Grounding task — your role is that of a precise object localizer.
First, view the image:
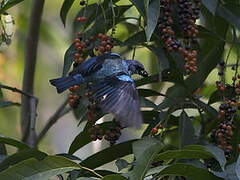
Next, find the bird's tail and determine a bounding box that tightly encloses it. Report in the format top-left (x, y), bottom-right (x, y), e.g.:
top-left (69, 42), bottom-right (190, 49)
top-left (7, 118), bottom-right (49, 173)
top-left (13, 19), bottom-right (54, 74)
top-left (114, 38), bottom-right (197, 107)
top-left (49, 75), bottom-right (83, 93)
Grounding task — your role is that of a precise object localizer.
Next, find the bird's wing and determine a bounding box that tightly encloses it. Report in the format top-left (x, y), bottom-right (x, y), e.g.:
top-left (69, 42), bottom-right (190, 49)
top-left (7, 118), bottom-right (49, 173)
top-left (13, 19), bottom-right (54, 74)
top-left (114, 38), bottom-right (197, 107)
top-left (69, 53), bottom-right (121, 76)
top-left (91, 73), bottom-right (142, 128)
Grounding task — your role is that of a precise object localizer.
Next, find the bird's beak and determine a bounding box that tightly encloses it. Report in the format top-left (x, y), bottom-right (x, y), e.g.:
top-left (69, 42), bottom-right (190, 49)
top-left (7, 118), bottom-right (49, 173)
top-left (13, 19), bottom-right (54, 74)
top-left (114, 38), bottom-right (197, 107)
top-left (139, 70), bottom-right (148, 77)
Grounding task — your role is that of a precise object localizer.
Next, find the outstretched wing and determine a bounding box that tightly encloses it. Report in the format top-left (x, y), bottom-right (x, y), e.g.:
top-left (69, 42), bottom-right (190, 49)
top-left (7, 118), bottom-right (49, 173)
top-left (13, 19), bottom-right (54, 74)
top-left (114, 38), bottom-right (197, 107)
top-left (69, 53), bottom-right (121, 76)
top-left (90, 73), bottom-right (142, 128)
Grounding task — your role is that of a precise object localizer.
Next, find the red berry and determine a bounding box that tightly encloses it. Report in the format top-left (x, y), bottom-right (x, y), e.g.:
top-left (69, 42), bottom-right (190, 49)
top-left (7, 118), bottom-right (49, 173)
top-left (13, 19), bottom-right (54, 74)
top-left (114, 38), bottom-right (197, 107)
top-left (69, 87), bottom-right (75, 92)
top-left (77, 16), bottom-right (87, 22)
top-left (151, 128), bottom-right (158, 135)
top-left (105, 44), bottom-right (112, 51)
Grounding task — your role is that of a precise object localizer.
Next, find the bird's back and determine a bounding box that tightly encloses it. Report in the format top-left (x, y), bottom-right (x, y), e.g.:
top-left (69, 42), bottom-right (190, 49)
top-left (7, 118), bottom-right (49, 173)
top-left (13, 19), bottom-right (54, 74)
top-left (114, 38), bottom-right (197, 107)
top-left (87, 59), bottom-right (129, 81)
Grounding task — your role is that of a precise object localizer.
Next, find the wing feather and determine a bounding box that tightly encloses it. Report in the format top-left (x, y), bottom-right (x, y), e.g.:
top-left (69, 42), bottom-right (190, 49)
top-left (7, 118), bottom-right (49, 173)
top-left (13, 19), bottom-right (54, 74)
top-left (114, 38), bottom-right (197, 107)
top-left (91, 74), bottom-right (142, 128)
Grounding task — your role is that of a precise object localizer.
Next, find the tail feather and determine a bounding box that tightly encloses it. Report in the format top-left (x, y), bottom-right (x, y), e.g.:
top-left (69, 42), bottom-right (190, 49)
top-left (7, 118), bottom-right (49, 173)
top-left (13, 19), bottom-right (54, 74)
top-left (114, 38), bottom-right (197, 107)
top-left (50, 75), bottom-right (84, 93)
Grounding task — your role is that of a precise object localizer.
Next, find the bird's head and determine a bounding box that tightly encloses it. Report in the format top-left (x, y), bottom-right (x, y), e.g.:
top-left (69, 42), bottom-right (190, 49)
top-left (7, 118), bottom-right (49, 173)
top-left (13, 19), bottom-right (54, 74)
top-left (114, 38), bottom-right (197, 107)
top-left (126, 60), bottom-right (148, 77)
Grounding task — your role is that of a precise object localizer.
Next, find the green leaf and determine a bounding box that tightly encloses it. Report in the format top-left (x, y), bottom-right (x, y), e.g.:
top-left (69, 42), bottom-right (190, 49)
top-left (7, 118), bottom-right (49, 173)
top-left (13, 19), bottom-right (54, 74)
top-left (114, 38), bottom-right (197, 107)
top-left (102, 174), bottom-right (128, 180)
top-left (130, 0), bottom-right (145, 18)
top-left (62, 43), bottom-right (77, 77)
top-left (208, 87), bottom-right (236, 104)
top-left (145, 0), bottom-right (160, 41)
top-left (123, 31), bottom-right (147, 47)
top-left (0, 149), bottom-right (47, 172)
top-left (128, 138), bottom-right (163, 180)
top-left (0, 0), bottom-right (24, 13)
top-left (60, 0), bottom-right (75, 26)
top-left (179, 111), bottom-right (196, 148)
top-left (138, 89), bottom-right (163, 97)
top-left (68, 129), bottom-right (91, 155)
top-left (193, 99), bottom-right (218, 118)
top-left (217, 3), bottom-right (240, 30)
top-left (0, 156), bottom-right (81, 180)
top-left (140, 97), bottom-right (156, 108)
top-left (201, 0), bottom-right (218, 15)
top-left (156, 163), bottom-right (221, 180)
top-left (153, 149), bottom-right (213, 163)
top-left (204, 145), bottom-right (226, 171)
top-left (146, 45), bottom-right (169, 81)
top-left (84, 5), bottom-right (132, 37)
top-left (0, 136), bottom-right (29, 150)
top-left (0, 101), bottom-right (20, 108)
top-left (81, 140), bottom-right (136, 169)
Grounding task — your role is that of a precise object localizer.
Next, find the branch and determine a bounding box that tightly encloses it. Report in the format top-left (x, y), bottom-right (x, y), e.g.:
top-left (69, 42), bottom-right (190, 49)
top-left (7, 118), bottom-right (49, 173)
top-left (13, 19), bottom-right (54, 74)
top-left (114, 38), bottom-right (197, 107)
top-left (0, 84), bottom-right (37, 99)
top-left (21, 0), bottom-right (45, 146)
top-left (36, 99), bottom-right (70, 145)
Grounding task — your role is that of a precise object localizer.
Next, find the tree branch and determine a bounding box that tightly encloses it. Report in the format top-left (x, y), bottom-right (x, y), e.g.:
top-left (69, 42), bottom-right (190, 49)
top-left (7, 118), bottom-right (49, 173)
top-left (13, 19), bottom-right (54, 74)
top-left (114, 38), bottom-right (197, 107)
top-left (0, 84), bottom-right (37, 98)
top-left (21, 0), bottom-right (45, 146)
top-left (35, 99), bottom-right (71, 145)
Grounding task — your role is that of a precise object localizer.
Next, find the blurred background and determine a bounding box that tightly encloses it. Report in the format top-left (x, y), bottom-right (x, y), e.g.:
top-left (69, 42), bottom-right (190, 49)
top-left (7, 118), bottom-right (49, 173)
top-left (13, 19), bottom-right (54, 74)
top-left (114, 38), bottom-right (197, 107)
top-left (0, 0), bottom-right (237, 160)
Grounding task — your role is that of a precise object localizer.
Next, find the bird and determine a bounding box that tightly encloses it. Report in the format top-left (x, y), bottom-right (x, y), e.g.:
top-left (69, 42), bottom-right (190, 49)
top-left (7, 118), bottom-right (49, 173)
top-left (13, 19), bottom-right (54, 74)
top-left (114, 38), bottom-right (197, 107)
top-left (50, 52), bottom-right (148, 128)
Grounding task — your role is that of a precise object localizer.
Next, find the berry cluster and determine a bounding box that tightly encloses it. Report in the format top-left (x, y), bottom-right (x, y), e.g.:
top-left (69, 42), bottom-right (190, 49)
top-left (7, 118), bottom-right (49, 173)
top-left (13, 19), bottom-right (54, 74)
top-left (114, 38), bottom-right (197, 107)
top-left (94, 33), bottom-right (114, 55)
top-left (88, 123), bottom-right (122, 144)
top-left (158, 0), bottom-right (201, 73)
top-left (68, 85), bottom-right (81, 108)
top-left (211, 63), bottom-right (240, 159)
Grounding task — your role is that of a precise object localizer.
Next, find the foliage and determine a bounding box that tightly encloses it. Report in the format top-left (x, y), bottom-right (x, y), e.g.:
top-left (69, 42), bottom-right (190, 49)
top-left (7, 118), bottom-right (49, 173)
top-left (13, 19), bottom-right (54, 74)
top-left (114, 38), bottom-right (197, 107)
top-left (0, 0), bottom-right (240, 180)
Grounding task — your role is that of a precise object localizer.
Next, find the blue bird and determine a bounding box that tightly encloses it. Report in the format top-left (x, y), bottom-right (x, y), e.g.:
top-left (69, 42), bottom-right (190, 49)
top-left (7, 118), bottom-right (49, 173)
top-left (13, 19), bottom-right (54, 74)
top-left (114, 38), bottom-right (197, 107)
top-left (50, 52), bottom-right (148, 127)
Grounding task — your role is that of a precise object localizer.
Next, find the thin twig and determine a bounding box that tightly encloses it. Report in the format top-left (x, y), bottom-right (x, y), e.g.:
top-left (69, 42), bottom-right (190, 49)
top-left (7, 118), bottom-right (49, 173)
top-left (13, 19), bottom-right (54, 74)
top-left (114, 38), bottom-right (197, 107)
top-left (21, 0), bottom-right (45, 145)
top-left (80, 166), bottom-right (103, 179)
top-left (35, 99), bottom-right (70, 145)
top-left (0, 84), bottom-right (37, 98)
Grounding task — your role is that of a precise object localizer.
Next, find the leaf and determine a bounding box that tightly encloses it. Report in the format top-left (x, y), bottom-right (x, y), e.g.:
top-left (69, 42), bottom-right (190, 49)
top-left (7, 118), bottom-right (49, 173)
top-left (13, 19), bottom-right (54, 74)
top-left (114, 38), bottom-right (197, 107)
top-left (156, 163), bottom-right (221, 180)
top-left (0, 136), bottom-right (29, 150)
top-left (84, 5), bottom-right (132, 37)
top-left (102, 175), bottom-right (128, 180)
top-left (123, 31), bottom-right (147, 47)
top-left (217, 3), bottom-right (240, 30)
top-left (60, 0), bottom-right (75, 26)
top-left (0, 101), bottom-right (20, 108)
top-left (138, 89), bottom-right (163, 97)
top-left (201, 0), bottom-right (218, 15)
top-left (68, 130), bottom-right (91, 155)
top-left (0, 156), bottom-right (81, 180)
top-left (153, 149), bottom-right (212, 163)
top-left (115, 159), bottom-right (129, 171)
top-left (146, 45), bottom-right (170, 81)
top-left (0, 0), bottom-right (24, 13)
top-left (179, 111), bottom-right (196, 148)
top-left (204, 145), bottom-right (226, 171)
top-left (208, 87), bottom-right (236, 104)
top-left (0, 149), bottom-right (47, 172)
top-left (140, 97), bottom-right (156, 108)
top-left (129, 0), bottom-right (146, 18)
top-left (193, 99), bottom-right (218, 118)
top-left (62, 43), bottom-right (77, 77)
top-left (145, 0), bottom-right (160, 41)
top-left (80, 140), bottom-right (136, 169)
top-left (128, 138), bottom-right (163, 180)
